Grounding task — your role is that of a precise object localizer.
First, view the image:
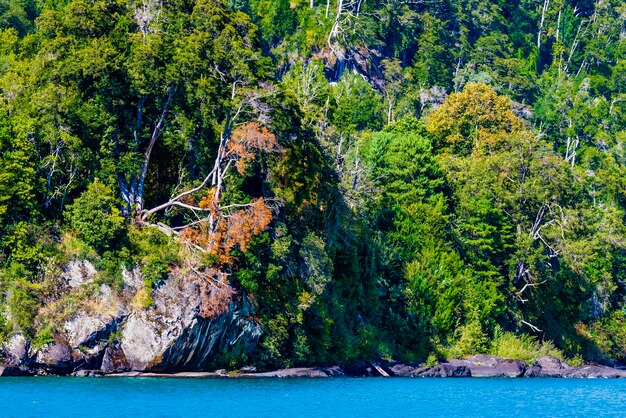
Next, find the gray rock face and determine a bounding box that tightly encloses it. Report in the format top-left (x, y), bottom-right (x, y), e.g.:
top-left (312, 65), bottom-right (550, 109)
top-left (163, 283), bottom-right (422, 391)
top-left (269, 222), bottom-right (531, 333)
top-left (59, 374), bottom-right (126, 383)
top-left (120, 273), bottom-right (262, 372)
top-left (63, 311), bottom-right (123, 350)
top-left (72, 369), bottom-right (103, 377)
top-left (1, 334), bottom-right (29, 367)
top-left (564, 364), bottom-right (626, 378)
top-left (62, 260), bottom-right (97, 288)
top-left (0, 263), bottom-right (262, 375)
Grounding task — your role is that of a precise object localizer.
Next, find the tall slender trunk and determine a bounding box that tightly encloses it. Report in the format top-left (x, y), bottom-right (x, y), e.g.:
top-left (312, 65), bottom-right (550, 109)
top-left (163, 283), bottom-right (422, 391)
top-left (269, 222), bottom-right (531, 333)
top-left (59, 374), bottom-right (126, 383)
top-left (136, 86), bottom-right (175, 212)
top-left (351, 145), bottom-right (359, 190)
top-left (328, 0), bottom-right (343, 46)
top-left (536, 0), bottom-right (550, 70)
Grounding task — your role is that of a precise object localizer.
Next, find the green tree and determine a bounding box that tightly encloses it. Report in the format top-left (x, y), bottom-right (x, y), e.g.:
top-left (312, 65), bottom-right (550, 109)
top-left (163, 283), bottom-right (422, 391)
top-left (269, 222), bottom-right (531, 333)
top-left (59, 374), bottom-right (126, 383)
top-left (65, 179), bottom-right (126, 252)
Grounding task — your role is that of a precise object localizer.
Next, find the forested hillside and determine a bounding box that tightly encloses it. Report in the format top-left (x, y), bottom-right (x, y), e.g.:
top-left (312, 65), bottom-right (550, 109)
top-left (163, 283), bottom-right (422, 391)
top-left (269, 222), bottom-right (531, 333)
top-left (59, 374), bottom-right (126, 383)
top-left (1, 0), bottom-right (626, 368)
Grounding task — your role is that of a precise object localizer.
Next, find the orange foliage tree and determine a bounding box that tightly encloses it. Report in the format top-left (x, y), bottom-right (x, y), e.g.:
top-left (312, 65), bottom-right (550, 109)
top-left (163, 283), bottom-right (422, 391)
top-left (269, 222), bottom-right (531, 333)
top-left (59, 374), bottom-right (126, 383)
top-left (141, 122), bottom-right (280, 317)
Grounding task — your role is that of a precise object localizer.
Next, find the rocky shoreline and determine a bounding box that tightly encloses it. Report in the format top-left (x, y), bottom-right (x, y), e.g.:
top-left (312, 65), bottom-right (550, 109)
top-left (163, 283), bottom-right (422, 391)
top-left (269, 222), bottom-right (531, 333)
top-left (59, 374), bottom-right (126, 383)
top-left (3, 354), bottom-right (626, 378)
top-left (2, 260), bottom-right (625, 380)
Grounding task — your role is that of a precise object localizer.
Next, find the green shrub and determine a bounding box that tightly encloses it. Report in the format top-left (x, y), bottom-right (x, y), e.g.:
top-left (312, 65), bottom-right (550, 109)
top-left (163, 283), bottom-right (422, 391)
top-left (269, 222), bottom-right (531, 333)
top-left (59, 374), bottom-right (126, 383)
top-left (59, 232), bottom-right (97, 261)
top-left (455, 320), bottom-right (489, 356)
top-left (131, 286), bottom-right (155, 310)
top-left (94, 249), bottom-right (131, 290)
top-left (0, 312), bottom-right (8, 343)
top-left (65, 179), bottom-right (126, 253)
top-left (32, 324), bottom-right (54, 349)
top-left (581, 312), bottom-right (626, 363)
top-left (489, 330), bottom-right (565, 364)
top-left (129, 226), bottom-right (179, 287)
top-left (425, 353), bottom-right (439, 367)
top-left (7, 282), bottom-right (40, 338)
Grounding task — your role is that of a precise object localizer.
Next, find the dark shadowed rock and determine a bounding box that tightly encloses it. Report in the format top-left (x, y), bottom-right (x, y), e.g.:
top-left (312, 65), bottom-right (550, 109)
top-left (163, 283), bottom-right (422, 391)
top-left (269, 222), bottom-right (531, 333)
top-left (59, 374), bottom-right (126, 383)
top-left (100, 346), bottom-right (130, 373)
top-left (418, 363), bottom-right (471, 377)
top-left (0, 366), bottom-right (34, 376)
top-left (344, 361), bottom-right (375, 377)
top-left (321, 366), bottom-right (345, 377)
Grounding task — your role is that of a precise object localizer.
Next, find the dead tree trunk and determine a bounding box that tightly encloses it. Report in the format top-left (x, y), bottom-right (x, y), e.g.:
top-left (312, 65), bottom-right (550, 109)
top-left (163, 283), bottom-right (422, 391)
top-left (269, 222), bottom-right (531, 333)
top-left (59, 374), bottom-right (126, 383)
top-left (116, 86), bottom-right (175, 215)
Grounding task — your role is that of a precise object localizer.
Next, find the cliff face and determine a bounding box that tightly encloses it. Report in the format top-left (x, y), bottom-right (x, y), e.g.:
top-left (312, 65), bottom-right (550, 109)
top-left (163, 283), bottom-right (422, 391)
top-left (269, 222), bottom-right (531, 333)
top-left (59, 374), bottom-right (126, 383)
top-left (0, 260), bottom-right (262, 375)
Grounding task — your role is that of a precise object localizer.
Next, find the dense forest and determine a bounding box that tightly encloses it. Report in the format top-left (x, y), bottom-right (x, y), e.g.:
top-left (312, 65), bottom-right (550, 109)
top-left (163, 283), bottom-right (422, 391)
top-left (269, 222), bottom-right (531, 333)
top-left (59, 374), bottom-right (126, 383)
top-left (1, 0), bottom-right (626, 369)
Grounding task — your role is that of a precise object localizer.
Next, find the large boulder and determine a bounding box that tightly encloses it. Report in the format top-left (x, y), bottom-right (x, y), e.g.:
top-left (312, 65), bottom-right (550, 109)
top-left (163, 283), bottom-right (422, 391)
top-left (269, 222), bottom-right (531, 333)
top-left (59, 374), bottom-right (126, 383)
top-left (418, 363), bottom-right (471, 377)
top-left (243, 368), bottom-right (333, 378)
top-left (100, 346), bottom-right (130, 373)
top-left (0, 334), bottom-right (30, 367)
top-left (35, 342), bottom-right (75, 374)
top-left (564, 364), bottom-right (626, 378)
top-left (448, 355), bottom-right (528, 377)
top-left (524, 356), bottom-right (572, 377)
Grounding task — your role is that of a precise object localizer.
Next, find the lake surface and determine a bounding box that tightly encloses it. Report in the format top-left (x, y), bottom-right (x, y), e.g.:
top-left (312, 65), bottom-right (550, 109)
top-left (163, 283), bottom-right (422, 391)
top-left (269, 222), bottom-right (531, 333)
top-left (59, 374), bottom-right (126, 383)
top-left (1, 376), bottom-right (625, 417)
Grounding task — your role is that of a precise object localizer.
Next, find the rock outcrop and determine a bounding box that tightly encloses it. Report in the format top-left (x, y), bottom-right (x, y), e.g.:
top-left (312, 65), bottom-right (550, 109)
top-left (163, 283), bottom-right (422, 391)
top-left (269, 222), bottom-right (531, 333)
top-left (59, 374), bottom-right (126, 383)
top-left (523, 356), bottom-right (626, 378)
top-left (120, 272), bottom-right (262, 372)
top-left (5, 263), bottom-right (626, 378)
top-left (387, 355), bottom-right (626, 379)
top-left (242, 366), bottom-right (344, 378)
top-left (0, 260), bottom-right (262, 375)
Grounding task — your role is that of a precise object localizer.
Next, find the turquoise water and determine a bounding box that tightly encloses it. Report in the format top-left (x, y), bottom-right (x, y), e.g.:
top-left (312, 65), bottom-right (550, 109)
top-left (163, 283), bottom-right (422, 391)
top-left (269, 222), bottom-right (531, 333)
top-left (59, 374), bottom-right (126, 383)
top-left (1, 377), bottom-right (625, 417)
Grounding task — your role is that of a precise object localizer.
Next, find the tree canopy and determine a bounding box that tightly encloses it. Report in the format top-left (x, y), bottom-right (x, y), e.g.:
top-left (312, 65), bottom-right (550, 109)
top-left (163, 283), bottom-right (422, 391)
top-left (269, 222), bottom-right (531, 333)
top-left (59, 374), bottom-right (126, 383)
top-left (2, 0), bottom-right (626, 367)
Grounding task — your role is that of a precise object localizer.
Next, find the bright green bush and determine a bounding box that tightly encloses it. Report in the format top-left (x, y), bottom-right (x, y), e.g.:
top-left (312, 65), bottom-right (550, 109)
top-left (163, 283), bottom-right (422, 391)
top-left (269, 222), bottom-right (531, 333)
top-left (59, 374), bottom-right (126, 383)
top-left (32, 324), bottom-right (54, 349)
top-left (489, 330), bottom-right (565, 364)
top-left (65, 180), bottom-right (126, 253)
top-left (7, 282), bottom-right (39, 338)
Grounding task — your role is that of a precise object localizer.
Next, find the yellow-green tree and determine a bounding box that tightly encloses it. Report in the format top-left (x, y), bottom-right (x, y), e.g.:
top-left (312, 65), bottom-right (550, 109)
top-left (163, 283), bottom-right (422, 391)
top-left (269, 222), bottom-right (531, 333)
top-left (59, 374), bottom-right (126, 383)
top-left (427, 83), bottom-right (524, 155)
